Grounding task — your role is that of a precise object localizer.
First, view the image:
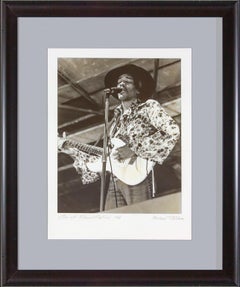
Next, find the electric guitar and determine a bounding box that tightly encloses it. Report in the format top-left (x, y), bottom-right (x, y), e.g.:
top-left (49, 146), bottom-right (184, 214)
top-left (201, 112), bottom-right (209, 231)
top-left (59, 137), bottom-right (155, 186)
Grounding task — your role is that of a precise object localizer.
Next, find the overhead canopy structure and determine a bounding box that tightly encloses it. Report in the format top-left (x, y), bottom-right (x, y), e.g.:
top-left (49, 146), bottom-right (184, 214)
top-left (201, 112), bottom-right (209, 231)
top-left (58, 58), bottom-right (181, 213)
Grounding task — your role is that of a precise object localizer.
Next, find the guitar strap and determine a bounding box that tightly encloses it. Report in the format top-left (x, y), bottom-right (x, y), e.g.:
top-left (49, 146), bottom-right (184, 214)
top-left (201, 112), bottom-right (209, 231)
top-left (109, 110), bottom-right (121, 138)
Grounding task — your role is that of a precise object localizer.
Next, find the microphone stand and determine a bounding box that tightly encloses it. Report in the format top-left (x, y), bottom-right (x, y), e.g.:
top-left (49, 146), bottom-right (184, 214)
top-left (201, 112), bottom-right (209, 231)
top-left (99, 90), bottom-right (111, 212)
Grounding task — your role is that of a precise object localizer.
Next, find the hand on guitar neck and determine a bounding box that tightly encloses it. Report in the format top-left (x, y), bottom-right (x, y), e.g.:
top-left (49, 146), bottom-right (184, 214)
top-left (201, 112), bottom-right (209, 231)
top-left (57, 133), bottom-right (155, 185)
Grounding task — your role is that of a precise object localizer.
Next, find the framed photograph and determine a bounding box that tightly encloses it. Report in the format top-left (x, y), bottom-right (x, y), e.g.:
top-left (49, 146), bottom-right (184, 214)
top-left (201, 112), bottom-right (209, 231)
top-left (1, 1), bottom-right (239, 286)
top-left (49, 48), bottom-right (190, 240)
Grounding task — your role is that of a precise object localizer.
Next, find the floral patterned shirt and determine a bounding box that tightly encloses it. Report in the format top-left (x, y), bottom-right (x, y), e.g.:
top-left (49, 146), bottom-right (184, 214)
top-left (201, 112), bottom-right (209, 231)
top-left (60, 99), bottom-right (180, 185)
top-left (58, 146), bottom-right (100, 185)
top-left (110, 99), bottom-right (180, 164)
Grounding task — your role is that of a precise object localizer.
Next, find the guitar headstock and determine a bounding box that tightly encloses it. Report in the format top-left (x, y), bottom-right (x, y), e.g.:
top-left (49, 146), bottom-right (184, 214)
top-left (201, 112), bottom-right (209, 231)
top-left (57, 132), bottom-right (67, 150)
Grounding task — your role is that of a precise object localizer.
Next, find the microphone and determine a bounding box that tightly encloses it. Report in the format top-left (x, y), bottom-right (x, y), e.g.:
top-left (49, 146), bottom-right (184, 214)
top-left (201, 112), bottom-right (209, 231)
top-left (104, 87), bottom-right (123, 94)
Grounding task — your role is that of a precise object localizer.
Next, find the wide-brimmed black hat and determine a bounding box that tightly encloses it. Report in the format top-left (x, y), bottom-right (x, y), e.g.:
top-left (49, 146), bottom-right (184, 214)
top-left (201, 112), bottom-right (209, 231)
top-left (104, 64), bottom-right (155, 100)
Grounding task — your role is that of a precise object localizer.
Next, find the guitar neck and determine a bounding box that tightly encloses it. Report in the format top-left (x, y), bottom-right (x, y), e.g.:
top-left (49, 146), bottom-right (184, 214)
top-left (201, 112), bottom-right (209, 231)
top-left (64, 139), bottom-right (103, 156)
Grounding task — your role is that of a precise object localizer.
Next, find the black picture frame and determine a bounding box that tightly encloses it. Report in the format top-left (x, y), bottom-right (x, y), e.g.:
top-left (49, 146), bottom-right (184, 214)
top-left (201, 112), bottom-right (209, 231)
top-left (1, 1), bottom-right (239, 286)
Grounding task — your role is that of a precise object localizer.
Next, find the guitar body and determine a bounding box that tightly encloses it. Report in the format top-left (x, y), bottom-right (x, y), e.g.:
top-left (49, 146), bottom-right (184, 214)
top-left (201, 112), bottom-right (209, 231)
top-left (86, 138), bottom-right (155, 185)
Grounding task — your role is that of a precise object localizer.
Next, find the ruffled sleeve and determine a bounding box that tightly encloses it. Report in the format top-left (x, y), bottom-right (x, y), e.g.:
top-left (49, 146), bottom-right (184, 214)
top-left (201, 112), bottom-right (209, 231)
top-left (58, 145), bottom-right (100, 185)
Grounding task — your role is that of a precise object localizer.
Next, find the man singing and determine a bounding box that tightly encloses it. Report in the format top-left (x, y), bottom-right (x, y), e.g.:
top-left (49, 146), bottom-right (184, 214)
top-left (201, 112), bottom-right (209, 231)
top-left (58, 64), bottom-right (180, 211)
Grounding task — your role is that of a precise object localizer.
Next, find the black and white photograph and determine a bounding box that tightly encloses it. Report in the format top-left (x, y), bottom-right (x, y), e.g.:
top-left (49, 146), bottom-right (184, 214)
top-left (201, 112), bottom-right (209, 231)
top-left (48, 48), bottom-right (191, 240)
top-left (57, 57), bottom-right (181, 214)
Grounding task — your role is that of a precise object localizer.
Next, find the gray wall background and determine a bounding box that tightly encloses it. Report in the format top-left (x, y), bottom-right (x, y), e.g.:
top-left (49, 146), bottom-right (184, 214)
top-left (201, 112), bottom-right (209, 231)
top-left (18, 17), bottom-right (222, 270)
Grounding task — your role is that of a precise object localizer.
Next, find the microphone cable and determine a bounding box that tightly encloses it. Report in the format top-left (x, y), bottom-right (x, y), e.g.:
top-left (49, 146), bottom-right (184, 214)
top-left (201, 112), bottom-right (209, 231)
top-left (107, 141), bottom-right (119, 208)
